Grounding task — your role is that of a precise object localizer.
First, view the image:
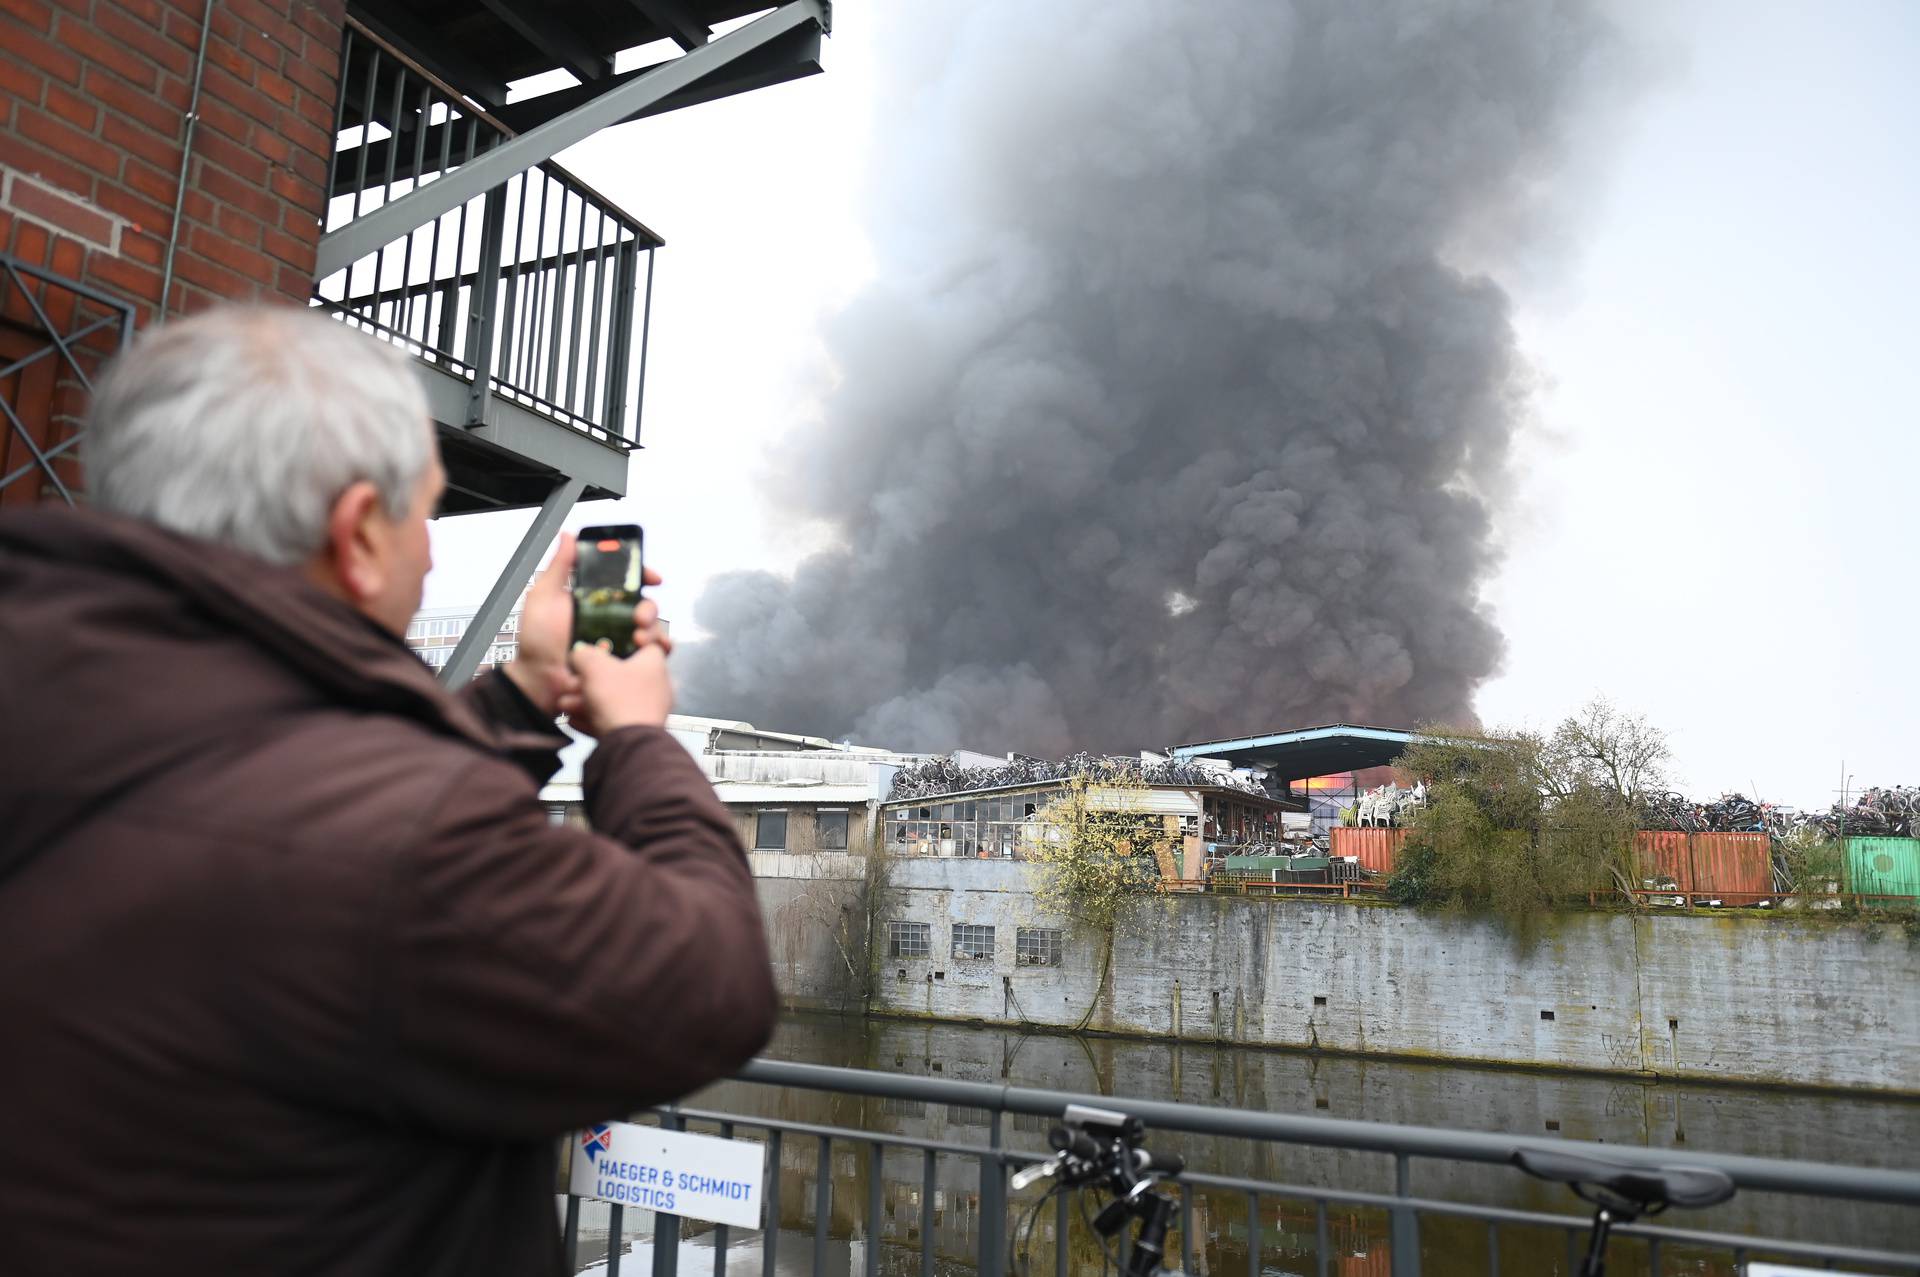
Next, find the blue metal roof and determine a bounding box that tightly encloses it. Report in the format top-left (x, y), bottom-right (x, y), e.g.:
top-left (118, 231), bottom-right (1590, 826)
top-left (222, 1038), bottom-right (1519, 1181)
top-left (1167, 724), bottom-right (1418, 780)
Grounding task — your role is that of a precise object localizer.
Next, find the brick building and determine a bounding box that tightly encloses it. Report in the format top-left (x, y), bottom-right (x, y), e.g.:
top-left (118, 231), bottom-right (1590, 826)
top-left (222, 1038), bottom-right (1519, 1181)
top-left (2, 0), bottom-right (346, 506)
top-left (0, 0), bottom-right (830, 680)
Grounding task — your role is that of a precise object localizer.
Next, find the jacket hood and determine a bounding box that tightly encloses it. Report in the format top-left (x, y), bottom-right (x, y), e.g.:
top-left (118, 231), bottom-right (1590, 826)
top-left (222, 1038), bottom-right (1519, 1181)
top-left (0, 506), bottom-right (508, 879)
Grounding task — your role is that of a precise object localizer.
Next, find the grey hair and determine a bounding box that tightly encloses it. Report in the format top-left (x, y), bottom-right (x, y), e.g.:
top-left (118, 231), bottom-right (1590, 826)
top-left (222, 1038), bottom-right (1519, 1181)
top-left (85, 306), bottom-right (435, 566)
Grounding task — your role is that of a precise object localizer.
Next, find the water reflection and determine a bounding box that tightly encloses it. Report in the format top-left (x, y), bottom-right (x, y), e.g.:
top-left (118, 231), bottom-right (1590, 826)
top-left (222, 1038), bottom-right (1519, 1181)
top-left (579, 1013), bottom-right (1919, 1277)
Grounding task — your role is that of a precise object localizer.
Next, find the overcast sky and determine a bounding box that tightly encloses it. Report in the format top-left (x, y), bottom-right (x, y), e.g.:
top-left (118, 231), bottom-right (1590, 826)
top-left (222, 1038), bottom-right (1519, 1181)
top-left (425, 1), bottom-right (1919, 808)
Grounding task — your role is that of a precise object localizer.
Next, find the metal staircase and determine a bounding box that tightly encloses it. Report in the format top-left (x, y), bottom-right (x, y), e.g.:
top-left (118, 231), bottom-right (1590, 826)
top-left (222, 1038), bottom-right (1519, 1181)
top-left (317, 0), bottom-right (829, 682)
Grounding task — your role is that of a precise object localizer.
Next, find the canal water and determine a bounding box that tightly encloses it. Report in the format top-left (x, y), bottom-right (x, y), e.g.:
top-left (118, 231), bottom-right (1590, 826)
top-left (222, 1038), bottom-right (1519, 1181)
top-left (571, 1012), bottom-right (1920, 1277)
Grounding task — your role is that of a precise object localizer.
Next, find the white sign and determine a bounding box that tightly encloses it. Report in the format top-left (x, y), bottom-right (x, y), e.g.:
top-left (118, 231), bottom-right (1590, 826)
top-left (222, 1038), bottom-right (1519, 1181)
top-left (569, 1121), bottom-right (766, 1229)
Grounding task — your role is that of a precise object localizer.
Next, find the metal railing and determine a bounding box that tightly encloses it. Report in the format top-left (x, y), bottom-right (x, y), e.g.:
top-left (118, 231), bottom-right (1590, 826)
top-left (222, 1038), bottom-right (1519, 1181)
top-left (312, 20), bottom-right (658, 448)
top-left (559, 1059), bottom-right (1920, 1277)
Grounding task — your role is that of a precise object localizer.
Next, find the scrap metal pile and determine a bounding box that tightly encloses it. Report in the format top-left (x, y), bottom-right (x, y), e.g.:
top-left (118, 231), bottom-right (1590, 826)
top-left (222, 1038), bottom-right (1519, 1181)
top-left (1637, 786), bottom-right (1920, 839)
top-left (887, 752), bottom-right (1266, 802)
top-left (1636, 791), bottom-right (1771, 834)
top-left (1355, 781), bottom-right (1427, 828)
top-left (1788, 786), bottom-right (1919, 839)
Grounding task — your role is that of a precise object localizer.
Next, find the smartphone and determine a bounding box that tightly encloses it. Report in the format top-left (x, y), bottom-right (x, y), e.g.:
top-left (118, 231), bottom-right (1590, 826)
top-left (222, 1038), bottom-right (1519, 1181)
top-left (572, 524), bottom-right (644, 657)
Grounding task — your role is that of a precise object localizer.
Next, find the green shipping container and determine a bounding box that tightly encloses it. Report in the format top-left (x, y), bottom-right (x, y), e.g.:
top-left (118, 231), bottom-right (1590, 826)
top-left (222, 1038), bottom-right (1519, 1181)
top-left (1845, 837), bottom-right (1920, 903)
top-left (1222, 855), bottom-right (1294, 873)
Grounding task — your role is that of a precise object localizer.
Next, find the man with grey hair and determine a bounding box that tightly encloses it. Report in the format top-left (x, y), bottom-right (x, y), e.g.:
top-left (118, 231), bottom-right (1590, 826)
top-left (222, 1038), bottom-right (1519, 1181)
top-left (0, 306), bottom-right (778, 1275)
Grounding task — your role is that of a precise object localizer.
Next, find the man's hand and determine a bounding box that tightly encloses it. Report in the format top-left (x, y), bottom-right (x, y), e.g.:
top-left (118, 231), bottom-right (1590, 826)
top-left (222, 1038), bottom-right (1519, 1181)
top-left (566, 593), bottom-right (674, 736)
top-left (500, 533), bottom-right (582, 717)
top-left (504, 534), bottom-right (667, 720)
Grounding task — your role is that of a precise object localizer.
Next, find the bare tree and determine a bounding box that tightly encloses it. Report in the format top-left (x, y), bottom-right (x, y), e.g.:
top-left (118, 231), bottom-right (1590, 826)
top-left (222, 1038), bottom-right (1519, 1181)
top-left (1545, 697), bottom-right (1670, 804)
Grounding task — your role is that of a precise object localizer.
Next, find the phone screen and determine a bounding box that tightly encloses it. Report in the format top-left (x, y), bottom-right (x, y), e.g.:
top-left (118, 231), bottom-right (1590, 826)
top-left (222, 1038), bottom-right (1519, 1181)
top-left (572, 525), bottom-right (644, 656)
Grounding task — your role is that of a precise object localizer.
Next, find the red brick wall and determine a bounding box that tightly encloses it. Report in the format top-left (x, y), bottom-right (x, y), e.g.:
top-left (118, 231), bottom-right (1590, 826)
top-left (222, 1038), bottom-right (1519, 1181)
top-left (0, 0), bottom-right (346, 502)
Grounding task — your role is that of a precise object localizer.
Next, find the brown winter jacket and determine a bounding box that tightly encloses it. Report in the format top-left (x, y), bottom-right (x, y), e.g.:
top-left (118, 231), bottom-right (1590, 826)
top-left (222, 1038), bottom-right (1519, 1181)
top-left (0, 506), bottom-right (778, 1276)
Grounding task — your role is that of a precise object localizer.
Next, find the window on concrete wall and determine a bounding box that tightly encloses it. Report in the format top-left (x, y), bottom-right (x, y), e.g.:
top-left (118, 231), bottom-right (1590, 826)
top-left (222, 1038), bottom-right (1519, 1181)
top-left (755, 811), bottom-right (788, 850)
top-left (1016, 928), bottom-right (1063, 967)
top-left (817, 809), bottom-right (849, 850)
top-left (888, 921), bottom-right (931, 959)
top-left (952, 923), bottom-right (995, 961)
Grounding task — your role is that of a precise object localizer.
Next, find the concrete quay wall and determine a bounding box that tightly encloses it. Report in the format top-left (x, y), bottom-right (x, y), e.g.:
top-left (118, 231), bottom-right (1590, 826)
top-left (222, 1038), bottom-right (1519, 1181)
top-left (755, 856), bottom-right (1920, 1094)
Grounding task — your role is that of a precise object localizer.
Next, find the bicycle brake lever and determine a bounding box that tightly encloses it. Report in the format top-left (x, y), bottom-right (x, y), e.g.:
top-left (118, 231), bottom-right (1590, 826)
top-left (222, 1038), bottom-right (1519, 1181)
top-left (1011, 1153), bottom-right (1065, 1192)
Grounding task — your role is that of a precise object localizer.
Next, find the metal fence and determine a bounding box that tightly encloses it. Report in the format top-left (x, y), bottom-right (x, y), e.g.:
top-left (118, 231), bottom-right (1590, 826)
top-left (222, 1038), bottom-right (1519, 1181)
top-left (559, 1059), bottom-right (1920, 1277)
top-left (313, 20), bottom-right (658, 447)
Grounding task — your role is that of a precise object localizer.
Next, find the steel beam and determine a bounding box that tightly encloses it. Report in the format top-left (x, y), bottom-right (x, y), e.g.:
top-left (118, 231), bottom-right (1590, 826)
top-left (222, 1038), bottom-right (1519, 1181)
top-left (349, 8), bottom-right (508, 108)
top-left (623, 0), bottom-right (708, 50)
top-left (315, 0), bottom-right (827, 280)
top-left (474, 0), bottom-right (613, 85)
top-left (439, 473), bottom-right (586, 687)
top-left (492, 26), bottom-right (822, 136)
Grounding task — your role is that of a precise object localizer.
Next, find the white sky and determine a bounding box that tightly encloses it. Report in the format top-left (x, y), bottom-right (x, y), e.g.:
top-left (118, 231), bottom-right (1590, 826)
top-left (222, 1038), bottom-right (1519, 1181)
top-left (426, 1), bottom-right (1920, 808)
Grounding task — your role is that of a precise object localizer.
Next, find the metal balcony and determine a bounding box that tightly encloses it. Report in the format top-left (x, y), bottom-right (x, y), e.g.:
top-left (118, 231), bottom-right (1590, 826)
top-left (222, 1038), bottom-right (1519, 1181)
top-left (310, 0), bottom-right (828, 683)
top-left (314, 19), bottom-right (660, 515)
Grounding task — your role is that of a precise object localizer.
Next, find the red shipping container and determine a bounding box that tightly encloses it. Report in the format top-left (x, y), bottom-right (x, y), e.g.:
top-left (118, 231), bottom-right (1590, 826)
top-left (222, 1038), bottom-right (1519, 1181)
top-left (1633, 830), bottom-right (1772, 905)
top-left (1331, 827), bottom-right (1408, 875)
top-left (1633, 831), bottom-right (1690, 893)
top-left (1688, 832), bottom-right (1772, 906)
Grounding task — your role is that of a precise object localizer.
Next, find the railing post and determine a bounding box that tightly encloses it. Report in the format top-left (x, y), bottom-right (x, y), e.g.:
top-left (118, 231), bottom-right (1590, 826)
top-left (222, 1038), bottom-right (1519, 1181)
top-left (865, 1142), bottom-right (883, 1277)
top-left (653, 1110), bottom-right (683, 1277)
top-left (464, 165), bottom-right (508, 426)
top-left (562, 1194), bottom-right (582, 1273)
top-left (1389, 1154), bottom-right (1421, 1277)
top-left (630, 247), bottom-right (655, 441)
top-left (919, 1148), bottom-right (935, 1277)
top-left (602, 240), bottom-right (637, 430)
top-left (761, 1129), bottom-right (783, 1277)
top-left (979, 1109), bottom-right (1006, 1277)
top-left (812, 1136), bottom-right (832, 1277)
top-left (712, 1120), bottom-right (734, 1277)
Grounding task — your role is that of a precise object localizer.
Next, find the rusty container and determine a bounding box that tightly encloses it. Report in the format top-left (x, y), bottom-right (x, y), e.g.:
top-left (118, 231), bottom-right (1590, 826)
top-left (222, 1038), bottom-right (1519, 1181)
top-left (1687, 832), bottom-right (1773, 905)
top-left (1330, 827), bottom-right (1408, 875)
top-left (1632, 830), bottom-right (1691, 896)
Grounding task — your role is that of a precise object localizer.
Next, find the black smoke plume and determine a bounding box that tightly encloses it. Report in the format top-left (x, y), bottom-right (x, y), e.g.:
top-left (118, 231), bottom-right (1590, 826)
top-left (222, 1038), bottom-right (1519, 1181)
top-left (679, 1), bottom-right (1628, 754)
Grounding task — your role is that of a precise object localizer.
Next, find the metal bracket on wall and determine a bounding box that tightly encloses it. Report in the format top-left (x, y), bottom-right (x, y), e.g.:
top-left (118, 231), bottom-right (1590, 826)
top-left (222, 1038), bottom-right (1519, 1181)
top-left (0, 254), bottom-right (137, 504)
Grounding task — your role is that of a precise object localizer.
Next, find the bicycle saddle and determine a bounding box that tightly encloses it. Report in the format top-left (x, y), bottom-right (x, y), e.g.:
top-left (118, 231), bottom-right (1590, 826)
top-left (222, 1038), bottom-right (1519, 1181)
top-left (1513, 1148), bottom-right (1736, 1212)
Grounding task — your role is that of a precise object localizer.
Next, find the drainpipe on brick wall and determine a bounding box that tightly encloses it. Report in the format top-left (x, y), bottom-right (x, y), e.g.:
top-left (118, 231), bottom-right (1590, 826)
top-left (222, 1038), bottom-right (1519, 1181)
top-left (158, 0), bottom-right (218, 319)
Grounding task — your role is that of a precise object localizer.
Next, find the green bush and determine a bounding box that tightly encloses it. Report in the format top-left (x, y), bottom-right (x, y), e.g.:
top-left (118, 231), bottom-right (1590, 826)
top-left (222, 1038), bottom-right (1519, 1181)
top-left (1387, 699), bottom-right (1659, 928)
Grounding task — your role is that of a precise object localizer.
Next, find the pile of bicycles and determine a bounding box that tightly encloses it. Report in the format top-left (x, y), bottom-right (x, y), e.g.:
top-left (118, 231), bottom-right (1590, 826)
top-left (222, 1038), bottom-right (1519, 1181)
top-left (1636, 790), bottom-right (1772, 833)
top-left (888, 751), bottom-right (1266, 802)
top-left (1639, 784), bottom-right (1919, 840)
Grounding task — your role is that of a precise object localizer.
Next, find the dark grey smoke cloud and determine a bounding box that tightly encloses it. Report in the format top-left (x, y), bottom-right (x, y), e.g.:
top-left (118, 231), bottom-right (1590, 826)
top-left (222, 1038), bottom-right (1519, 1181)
top-left (679, 1), bottom-right (1628, 754)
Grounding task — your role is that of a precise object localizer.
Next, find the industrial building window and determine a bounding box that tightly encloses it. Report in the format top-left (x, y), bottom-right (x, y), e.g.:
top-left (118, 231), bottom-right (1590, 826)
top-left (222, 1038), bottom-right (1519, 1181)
top-left (818, 809), bottom-right (849, 850)
top-left (952, 924), bottom-right (995, 961)
top-left (755, 811), bottom-right (788, 850)
top-left (1016, 928), bottom-right (1063, 967)
top-left (889, 921), bottom-right (931, 959)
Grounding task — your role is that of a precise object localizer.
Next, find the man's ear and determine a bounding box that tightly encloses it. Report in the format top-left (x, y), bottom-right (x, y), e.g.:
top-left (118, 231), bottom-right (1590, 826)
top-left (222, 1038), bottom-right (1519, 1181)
top-left (322, 480), bottom-right (388, 606)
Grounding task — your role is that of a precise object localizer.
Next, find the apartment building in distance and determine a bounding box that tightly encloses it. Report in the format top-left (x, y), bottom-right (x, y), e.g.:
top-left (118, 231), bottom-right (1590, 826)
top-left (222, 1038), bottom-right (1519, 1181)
top-left (404, 601), bottom-right (523, 676)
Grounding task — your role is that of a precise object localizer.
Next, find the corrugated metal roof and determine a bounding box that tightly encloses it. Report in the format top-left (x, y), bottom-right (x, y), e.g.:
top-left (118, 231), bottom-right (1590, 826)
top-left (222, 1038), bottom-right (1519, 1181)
top-left (709, 783), bottom-right (878, 806)
top-left (1168, 724), bottom-right (1420, 780)
top-left (880, 779), bottom-right (1286, 812)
